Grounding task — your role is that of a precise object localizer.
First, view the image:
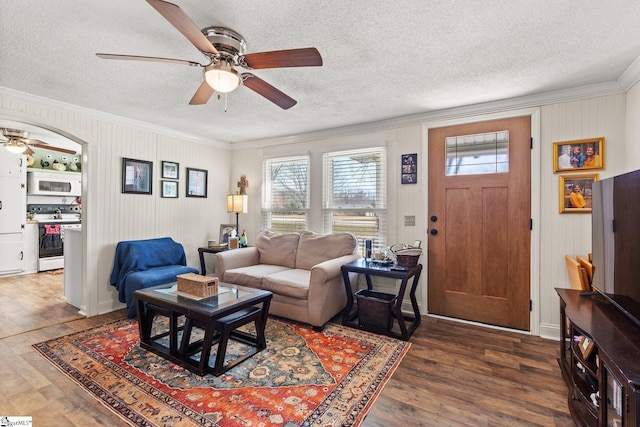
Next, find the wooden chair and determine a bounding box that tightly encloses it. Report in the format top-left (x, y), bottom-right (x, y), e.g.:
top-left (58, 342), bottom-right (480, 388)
top-left (576, 255), bottom-right (594, 288)
top-left (565, 255), bottom-right (590, 292)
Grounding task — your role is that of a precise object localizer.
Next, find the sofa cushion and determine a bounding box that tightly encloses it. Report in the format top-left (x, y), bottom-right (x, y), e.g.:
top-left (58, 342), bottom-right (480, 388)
top-left (255, 230), bottom-right (300, 268)
top-left (223, 264), bottom-right (290, 289)
top-left (296, 231), bottom-right (358, 270)
top-left (262, 269), bottom-right (311, 300)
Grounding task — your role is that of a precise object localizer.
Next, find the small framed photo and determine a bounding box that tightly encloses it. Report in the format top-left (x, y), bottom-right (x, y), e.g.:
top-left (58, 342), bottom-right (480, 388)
top-left (579, 336), bottom-right (595, 359)
top-left (161, 180), bottom-right (178, 198)
top-left (560, 174), bottom-right (599, 213)
top-left (553, 137), bottom-right (604, 173)
top-left (122, 158), bottom-right (152, 195)
top-left (219, 224), bottom-right (236, 244)
top-left (186, 167), bottom-right (208, 198)
top-left (401, 153), bottom-right (417, 184)
top-left (161, 161), bottom-right (179, 179)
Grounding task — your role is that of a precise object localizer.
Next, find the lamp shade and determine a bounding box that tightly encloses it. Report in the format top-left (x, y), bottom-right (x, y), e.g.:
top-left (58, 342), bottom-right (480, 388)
top-left (5, 140), bottom-right (27, 154)
top-left (205, 63), bottom-right (241, 93)
top-left (227, 194), bottom-right (248, 213)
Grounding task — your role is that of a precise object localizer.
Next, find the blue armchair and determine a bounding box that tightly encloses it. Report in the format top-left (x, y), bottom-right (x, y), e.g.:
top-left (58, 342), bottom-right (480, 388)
top-left (110, 237), bottom-right (198, 317)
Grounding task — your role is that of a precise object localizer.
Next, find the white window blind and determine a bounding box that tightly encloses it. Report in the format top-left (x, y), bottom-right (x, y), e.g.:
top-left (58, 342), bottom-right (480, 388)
top-left (262, 155), bottom-right (310, 233)
top-left (323, 147), bottom-right (387, 251)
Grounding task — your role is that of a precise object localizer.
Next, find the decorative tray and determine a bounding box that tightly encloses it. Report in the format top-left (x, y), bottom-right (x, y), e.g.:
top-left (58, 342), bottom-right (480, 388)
top-left (371, 259), bottom-right (394, 266)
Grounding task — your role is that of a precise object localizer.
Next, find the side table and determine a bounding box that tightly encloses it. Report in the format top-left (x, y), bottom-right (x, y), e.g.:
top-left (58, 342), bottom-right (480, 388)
top-left (198, 246), bottom-right (227, 276)
top-left (341, 258), bottom-right (422, 340)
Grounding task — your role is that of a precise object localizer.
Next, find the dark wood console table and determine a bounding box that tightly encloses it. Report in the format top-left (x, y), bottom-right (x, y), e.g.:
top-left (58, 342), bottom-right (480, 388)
top-left (556, 288), bottom-right (640, 427)
top-left (341, 258), bottom-right (422, 340)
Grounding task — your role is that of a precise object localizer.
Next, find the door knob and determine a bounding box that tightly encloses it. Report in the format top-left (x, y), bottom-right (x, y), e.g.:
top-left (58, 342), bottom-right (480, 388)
top-left (430, 215), bottom-right (438, 222)
top-left (430, 229), bottom-right (438, 236)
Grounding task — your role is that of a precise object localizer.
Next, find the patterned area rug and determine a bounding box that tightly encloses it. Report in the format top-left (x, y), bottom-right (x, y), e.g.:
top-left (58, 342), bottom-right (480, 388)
top-left (33, 317), bottom-right (410, 426)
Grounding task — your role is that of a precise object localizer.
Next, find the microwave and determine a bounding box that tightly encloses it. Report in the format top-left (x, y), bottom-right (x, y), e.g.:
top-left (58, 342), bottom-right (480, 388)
top-left (27, 170), bottom-right (82, 196)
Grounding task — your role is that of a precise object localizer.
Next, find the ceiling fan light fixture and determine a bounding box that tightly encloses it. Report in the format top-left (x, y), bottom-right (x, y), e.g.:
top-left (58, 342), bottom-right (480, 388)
top-left (205, 63), bottom-right (240, 93)
top-left (5, 140), bottom-right (27, 154)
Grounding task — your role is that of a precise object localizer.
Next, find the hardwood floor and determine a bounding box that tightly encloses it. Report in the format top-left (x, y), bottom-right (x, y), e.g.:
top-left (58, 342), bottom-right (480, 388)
top-left (0, 272), bottom-right (574, 426)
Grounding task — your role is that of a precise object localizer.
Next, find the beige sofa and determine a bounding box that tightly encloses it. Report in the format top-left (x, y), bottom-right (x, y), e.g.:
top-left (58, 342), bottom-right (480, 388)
top-left (214, 230), bottom-right (360, 329)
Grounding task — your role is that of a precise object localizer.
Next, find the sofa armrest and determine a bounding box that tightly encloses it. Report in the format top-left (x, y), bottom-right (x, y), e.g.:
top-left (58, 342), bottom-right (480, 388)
top-left (213, 247), bottom-right (260, 279)
top-left (308, 253), bottom-right (361, 327)
top-left (310, 253), bottom-right (361, 283)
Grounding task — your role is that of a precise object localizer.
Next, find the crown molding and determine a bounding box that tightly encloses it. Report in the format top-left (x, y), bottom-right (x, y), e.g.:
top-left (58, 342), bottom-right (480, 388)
top-left (618, 55), bottom-right (640, 90)
top-left (233, 79), bottom-right (629, 150)
top-left (0, 87), bottom-right (231, 149)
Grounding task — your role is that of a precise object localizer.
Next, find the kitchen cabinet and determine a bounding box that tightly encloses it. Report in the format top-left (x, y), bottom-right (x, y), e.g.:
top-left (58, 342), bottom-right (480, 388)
top-left (0, 150), bottom-right (26, 275)
top-left (0, 151), bottom-right (24, 178)
top-left (23, 222), bottom-right (38, 273)
top-left (63, 227), bottom-right (82, 311)
top-left (0, 175), bottom-right (26, 234)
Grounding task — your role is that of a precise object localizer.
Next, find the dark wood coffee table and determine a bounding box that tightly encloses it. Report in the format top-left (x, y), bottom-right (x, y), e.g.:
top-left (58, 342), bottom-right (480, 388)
top-left (134, 283), bottom-right (272, 376)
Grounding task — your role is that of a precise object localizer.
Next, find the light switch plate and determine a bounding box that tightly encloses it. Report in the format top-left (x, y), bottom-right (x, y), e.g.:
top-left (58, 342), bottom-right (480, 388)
top-left (404, 215), bottom-right (415, 226)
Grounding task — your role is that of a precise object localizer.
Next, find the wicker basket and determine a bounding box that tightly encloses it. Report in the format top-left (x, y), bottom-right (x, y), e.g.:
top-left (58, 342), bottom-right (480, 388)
top-left (177, 273), bottom-right (219, 297)
top-left (356, 289), bottom-right (396, 331)
top-left (394, 248), bottom-right (422, 267)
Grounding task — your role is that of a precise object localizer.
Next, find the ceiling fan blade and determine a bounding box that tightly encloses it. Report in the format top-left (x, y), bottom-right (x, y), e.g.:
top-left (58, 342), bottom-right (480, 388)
top-left (23, 138), bottom-right (46, 145)
top-left (242, 73), bottom-right (297, 109)
top-left (146, 0), bottom-right (219, 56)
top-left (189, 81), bottom-right (215, 105)
top-left (96, 53), bottom-right (202, 67)
top-left (24, 147), bottom-right (34, 156)
top-left (31, 143), bottom-right (77, 155)
top-left (240, 48), bottom-right (322, 69)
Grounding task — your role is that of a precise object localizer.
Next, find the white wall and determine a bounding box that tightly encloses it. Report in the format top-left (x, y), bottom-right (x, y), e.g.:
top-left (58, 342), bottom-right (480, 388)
top-left (0, 89), bottom-right (232, 316)
top-left (538, 94), bottom-right (627, 338)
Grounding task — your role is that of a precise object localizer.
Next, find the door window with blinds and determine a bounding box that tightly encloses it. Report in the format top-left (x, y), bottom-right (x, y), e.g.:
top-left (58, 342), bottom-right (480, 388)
top-left (323, 147), bottom-right (387, 249)
top-left (262, 155), bottom-right (309, 232)
top-left (446, 130), bottom-right (509, 176)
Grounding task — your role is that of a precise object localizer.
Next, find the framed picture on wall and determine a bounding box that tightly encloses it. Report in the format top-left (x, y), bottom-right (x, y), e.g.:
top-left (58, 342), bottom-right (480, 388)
top-left (553, 137), bottom-right (604, 173)
top-left (161, 161), bottom-right (179, 179)
top-left (161, 180), bottom-right (178, 198)
top-left (401, 153), bottom-right (417, 184)
top-left (559, 174), bottom-right (599, 213)
top-left (186, 167), bottom-right (208, 198)
top-left (122, 157), bottom-right (152, 195)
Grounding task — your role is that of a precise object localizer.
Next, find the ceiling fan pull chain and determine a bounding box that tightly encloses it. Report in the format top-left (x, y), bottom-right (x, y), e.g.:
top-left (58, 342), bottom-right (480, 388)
top-left (224, 93), bottom-right (229, 112)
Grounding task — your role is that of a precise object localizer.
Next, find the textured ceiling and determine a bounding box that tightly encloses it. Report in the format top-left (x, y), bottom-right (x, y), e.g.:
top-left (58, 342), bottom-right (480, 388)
top-left (2, 0), bottom-right (640, 145)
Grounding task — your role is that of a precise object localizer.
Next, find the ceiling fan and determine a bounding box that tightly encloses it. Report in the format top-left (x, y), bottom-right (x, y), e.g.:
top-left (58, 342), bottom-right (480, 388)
top-left (0, 128), bottom-right (77, 155)
top-left (96, 0), bottom-right (323, 109)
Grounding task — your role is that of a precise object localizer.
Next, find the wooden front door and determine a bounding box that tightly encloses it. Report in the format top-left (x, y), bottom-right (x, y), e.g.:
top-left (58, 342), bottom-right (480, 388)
top-left (427, 116), bottom-right (531, 330)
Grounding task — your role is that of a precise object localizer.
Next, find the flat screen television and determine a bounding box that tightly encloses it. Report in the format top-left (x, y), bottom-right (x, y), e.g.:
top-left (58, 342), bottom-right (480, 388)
top-left (591, 168), bottom-right (640, 328)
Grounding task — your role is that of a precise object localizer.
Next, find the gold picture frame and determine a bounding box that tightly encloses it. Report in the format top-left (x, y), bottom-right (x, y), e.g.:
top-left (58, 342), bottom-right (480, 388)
top-left (559, 174), bottom-right (599, 213)
top-left (553, 137), bottom-right (604, 173)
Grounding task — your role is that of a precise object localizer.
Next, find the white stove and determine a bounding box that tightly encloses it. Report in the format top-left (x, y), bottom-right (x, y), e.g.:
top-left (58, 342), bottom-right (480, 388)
top-left (29, 204), bottom-right (81, 223)
top-left (28, 204), bottom-right (82, 271)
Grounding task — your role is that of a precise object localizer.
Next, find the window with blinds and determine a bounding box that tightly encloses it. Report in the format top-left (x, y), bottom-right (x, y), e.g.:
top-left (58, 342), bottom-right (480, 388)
top-left (262, 155), bottom-right (310, 232)
top-left (323, 147), bottom-right (387, 251)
